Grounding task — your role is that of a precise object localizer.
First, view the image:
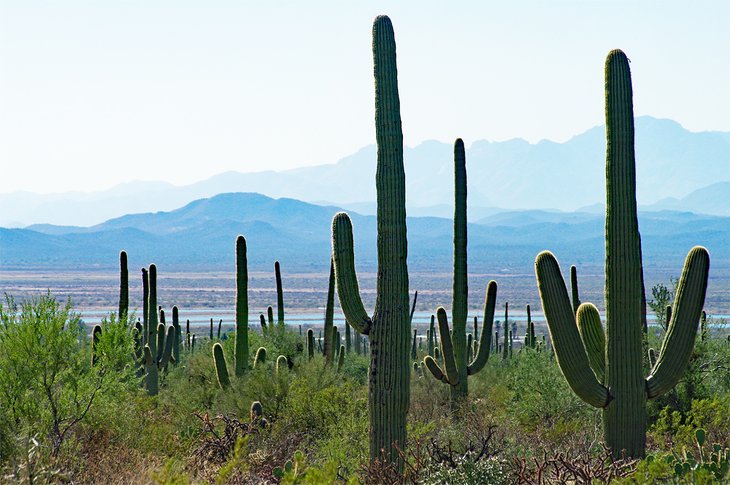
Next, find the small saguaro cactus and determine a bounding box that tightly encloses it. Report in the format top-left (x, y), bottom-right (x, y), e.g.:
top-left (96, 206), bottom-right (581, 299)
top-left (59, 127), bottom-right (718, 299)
top-left (143, 345), bottom-right (159, 396)
top-left (337, 344), bottom-right (345, 373)
top-left (307, 329), bottom-right (315, 359)
top-left (331, 15), bottom-right (411, 466)
top-left (172, 306), bottom-right (181, 365)
top-left (323, 258), bottom-right (335, 366)
top-left (213, 343), bottom-right (231, 389)
top-left (91, 324), bottom-right (102, 366)
top-left (423, 139), bottom-right (497, 404)
top-left (253, 347), bottom-right (267, 368)
top-left (534, 49), bottom-right (710, 459)
top-left (411, 329), bottom-right (418, 360)
top-left (147, 265), bottom-right (158, 356)
top-left (502, 302), bottom-right (509, 360)
top-left (142, 267), bottom-right (149, 347)
top-left (235, 234), bottom-right (249, 376)
top-left (427, 315), bottom-right (435, 357)
top-left (275, 261), bottom-right (285, 328)
top-left (118, 251), bottom-right (128, 320)
top-left (275, 355), bottom-right (288, 375)
top-left (525, 304), bottom-right (536, 349)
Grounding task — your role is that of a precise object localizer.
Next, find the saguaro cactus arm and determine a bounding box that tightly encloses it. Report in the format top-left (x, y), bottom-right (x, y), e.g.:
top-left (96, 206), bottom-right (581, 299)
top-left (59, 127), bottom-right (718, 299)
top-left (576, 303), bottom-right (606, 383)
top-left (646, 246), bottom-right (710, 398)
top-left (332, 212), bottom-right (372, 335)
top-left (535, 251), bottom-right (611, 408)
top-left (424, 308), bottom-right (459, 385)
top-left (467, 280), bottom-right (497, 375)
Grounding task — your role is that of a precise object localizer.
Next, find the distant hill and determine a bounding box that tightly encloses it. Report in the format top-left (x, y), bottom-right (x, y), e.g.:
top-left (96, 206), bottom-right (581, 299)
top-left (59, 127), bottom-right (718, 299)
top-left (1, 116), bottom-right (728, 227)
top-left (3, 193), bottom-right (727, 277)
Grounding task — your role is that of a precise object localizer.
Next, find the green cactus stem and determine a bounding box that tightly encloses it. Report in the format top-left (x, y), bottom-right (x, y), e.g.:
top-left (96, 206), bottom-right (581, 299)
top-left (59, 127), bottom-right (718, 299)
top-left (143, 345), bottom-right (158, 396)
top-left (267, 306), bottom-right (274, 327)
top-left (275, 261), bottom-right (285, 328)
top-left (647, 347), bottom-right (656, 368)
top-left (91, 324), bottom-right (102, 366)
top-left (422, 139), bottom-right (497, 404)
top-left (160, 325), bottom-right (174, 369)
top-left (411, 329), bottom-right (418, 360)
top-left (700, 310), bottom-right (707, 341)
top-left (409, 290), bottom-right (418, 324)
top-left (428, 315), bottom-right (435, 357)
top-left (259, 314), bottom-right (267, 335)
top-left (323, 258), bottom-right (335, 366)
top-left (576, 303), bottom-right (606, 382)
top-left (253, 347), bottom-right (267, 368)
top-left (473, 316), bottom-right (479, 348)
top-left (275, 355), bottom-right (288, 375)
top-left (212, 343), bottom-right (230, 389)
top-left (159, 307), bottom-right (165, 325)
top-left (185, 319), bottom-right (190, 350)
top-left (330, 15), bottom-right (411, 466)
top-left (307, 329), bottom-right (315, 360)
top-left (570, 265), bottom-right (580, 315)
top-left (147, 265), bottom-right (158, 356)
top-left (345, 322), bottom-right (352, 353)
top-left (209, 318), bottom-right (214, 340)
top-left (172, 306), bottom-right (180, 365)
top-left (502, 303), bottom-right (509, 360)
top-left (142, 267), bottom-right (149, 346)
top-left (535, 49), bottom-right (710, 459)
top-left (217, 319), bottom-right (222, 340)
top-left (250, 401), bottom-right (263, 421)
top-left (191, 334), bottom-right (196, 353)
top-left (337, 344), bottom-right (345, 372)
top-left (118, 251), bottom-right (128, 320)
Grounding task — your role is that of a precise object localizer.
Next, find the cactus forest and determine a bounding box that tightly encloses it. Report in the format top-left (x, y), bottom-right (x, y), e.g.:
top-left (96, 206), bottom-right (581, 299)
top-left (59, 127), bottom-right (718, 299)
top-left (2, 13), bottom-right (729, 485)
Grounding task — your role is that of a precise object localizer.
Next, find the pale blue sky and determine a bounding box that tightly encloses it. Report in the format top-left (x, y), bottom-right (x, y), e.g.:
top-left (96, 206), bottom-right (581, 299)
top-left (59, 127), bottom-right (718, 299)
top-left (1, 1), bottom-right (728, 193)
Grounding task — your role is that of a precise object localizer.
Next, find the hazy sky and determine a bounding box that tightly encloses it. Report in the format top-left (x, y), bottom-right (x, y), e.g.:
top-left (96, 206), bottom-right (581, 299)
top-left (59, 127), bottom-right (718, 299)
top-left (1, 1), bottom-right (728, 194)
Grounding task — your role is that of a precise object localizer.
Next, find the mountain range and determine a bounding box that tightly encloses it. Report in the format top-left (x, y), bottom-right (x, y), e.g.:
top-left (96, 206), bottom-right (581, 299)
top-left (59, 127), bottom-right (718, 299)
top-left (2, 192), bottom-right (727, 277)
top-left (1, 116), bottom-right (728, 227)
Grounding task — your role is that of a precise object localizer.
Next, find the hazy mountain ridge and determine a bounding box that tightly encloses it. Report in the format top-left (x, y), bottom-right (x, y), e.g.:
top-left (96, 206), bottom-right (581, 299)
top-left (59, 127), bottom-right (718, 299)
top-left (3, 192), bottom-right (727, 275)
top-left (2, 117), bottom-right (728, 227)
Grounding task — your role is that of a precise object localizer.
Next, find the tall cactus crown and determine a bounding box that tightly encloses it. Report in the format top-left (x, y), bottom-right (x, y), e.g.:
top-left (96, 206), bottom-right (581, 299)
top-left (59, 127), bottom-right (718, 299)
top-left (534, 49), bottom-right (710, 459)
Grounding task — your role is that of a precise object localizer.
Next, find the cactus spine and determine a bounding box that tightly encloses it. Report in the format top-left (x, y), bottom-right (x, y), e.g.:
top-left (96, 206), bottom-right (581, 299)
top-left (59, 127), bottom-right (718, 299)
top-left (331, 15), bottom-right (410, 465)
top-left (534, 49), bottom-right (710, 458)
top-left (235, 235), bottom-right (249, 376)
top-left (423, 139), bottom-right (497, 403)
top-left (118, 251), bottom-right (128, 320)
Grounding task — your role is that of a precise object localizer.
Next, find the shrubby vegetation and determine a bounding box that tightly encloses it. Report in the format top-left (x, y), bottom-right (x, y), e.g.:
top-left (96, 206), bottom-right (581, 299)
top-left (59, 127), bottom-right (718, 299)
top-left (0, 292), bottom-right (728, 483)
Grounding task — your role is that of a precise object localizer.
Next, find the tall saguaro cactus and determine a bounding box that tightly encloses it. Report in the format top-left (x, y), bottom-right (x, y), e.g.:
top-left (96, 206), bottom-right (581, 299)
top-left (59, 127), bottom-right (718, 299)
top-left (235, 236), bottom-right (249, 376)
top-left (275, 261), bottom-right (285, 328)
top-left (147, 264), bottom-right (158, 357)
top-left (331, 15), bottom-right (410, 466)
top-left (534, 49), bottom-right (710, 458)
top-left (323, 258), bottom-right (335, 366)
top-left (422, 139), bottom-right (496, 403)
top-left (118, 250), bottom-right (128, 320)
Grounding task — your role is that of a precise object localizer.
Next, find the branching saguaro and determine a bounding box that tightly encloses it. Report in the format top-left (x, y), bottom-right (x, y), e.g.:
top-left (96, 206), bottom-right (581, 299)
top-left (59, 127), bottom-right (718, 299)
top-left (331, 15), bottom-right (410, 468)
top-left (535, 49), bottom-right (710, 459)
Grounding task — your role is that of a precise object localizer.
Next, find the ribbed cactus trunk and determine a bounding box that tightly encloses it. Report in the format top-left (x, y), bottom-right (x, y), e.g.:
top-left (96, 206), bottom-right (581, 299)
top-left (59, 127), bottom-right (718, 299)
top-left (147, 265), bottom-right (158, 357)
top-left (368, 16), bottom-right (410, 463)
top-left (603, 50), bottom-right (646, 457)
top-left (451, 138), bottom-right (469, 401)
top-left (235, 236), bottom-right (249, 376)
top-left (119, 251), bottom-right (128, 320)
top-left (331, 15), bottom-right (410, 467)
